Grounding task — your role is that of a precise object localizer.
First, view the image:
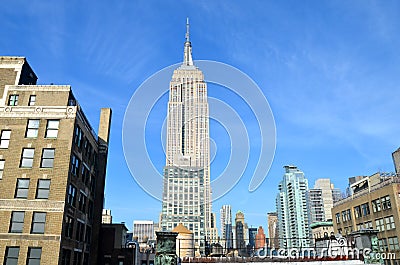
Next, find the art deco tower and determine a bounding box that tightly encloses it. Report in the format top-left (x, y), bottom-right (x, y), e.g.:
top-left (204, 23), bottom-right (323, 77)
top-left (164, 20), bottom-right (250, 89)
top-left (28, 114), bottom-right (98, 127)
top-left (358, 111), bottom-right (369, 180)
top-left (160, 19), bottom-right (217, 253)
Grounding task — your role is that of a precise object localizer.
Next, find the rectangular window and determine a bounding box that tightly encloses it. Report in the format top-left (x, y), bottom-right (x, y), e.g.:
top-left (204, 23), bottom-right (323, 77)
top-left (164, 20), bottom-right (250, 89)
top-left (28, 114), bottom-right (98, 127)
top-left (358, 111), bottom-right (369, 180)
top-left (67, 184), bottom-right (77, 207)
top-left (9, 211), bottom-right (24, 233)
top-left (341, 211), bottom-right (347, 222)
top-left (61, 249), bottom-right (71, 265)
top-left (45, 120), bottom-right (59, 138)
top-left (73, 251), bottom-right (82, 265)
top-left (375, 218), bottom-right (385, 232)
top-left (385, 215), bottom-right (395, 230)
top-left (8, 94), bottom-right (18, 106)
top-left (388, 237), bottom-right (399, 251)
top-left (20, 148), bottom-right (34, 168)
top-left (0, 159), bottom-right (4, 179)
top-left (372, 198), bottom-right (381, 212)
top-left (381, 195), bottom-right (391, 210)
top-left (40, 148), bottom-right (55, 168)
top-left (361, 203), bottom-right (370, 216)
top-left (0, 130), bottom-right (11, 148)
top-left (70, 155), bottom-right (80, 176)
top-left (36, 179), bottom-right (50, 199)
top-left (31, 212), bottom-right (46, 234)
top-left (28, 95), bottom-right (36, 106)
top-left (76, 221), bottom-right (85, 242)
top-left (4, 246), bottom-right (20, 265)
top-left (15, 178), bottom-right (30, 199)
top-left (78, 192), bottom-right (87, 213)
top-left (354, 206), bottom-right (362, 218)
top-left (85, 226), bottom-right (92, 244)
top-left (26, 247), bottom-right (42, 265)
top-left (74, 126), bottom-right (83, 148)
top-left (25, 119), bottom-right (40, 138)
top-left (335, 213), bottom-right (341, 224)
top-left (346, 209), bottom-right (352, 220)
top-left (65, 216), bottom-right (74, 238)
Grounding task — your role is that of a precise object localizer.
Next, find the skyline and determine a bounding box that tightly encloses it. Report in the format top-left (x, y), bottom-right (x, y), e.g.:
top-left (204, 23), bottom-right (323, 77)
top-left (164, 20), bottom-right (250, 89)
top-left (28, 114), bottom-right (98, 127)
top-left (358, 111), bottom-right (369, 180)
top-left (2, 1), bottom-right (400, 230)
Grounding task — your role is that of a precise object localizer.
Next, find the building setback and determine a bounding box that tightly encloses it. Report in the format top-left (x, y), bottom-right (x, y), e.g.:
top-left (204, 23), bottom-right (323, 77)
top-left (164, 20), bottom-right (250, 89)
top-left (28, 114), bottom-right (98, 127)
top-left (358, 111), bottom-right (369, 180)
top-left (0, 56), bottom-right (111, 265)
top-left (160, 19), bottom-right (218, 253)
top-left (276, 165), bottom-right (311, 249)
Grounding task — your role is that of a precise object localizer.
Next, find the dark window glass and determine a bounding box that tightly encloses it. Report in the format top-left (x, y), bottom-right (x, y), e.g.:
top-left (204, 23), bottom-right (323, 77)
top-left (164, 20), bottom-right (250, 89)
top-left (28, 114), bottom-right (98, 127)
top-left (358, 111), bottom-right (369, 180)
top-left (36, 179), bottom-right (50, 199)
top-left (67, 184), bottom-right (76, 207)
top-left (65, 216), bottom-right (74, 238)
top-left (61, 249), bottom-right (71, 265)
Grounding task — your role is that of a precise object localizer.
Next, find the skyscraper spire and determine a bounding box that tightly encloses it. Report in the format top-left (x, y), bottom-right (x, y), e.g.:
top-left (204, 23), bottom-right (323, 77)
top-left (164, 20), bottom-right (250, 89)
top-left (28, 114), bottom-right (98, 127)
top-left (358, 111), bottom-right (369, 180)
top-left (183, 17), bottom-right (194, 66)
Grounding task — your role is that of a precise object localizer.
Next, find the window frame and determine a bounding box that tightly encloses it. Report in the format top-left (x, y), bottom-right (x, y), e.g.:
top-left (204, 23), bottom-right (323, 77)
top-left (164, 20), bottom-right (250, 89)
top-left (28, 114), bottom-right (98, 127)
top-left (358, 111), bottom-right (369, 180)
top-left (0, 159), bottom-right (5, 179)
top-left (36, 179), bottom-right (51, 199)
top-left (28, 95), bottom-right (36, 106)
top-left (4, 246), bottom-right (20, 265)
top-left (0, 130), bottom-right (11, 149)
top-left (25, 119), bottom-right (40, 138)
top-left (26, 247), bottom-right (42, 265)
top-left (9, 211), bottom-right (25, 233)
top-left (31, 212), bottom-right (46, 234)
top-left (20, 148), bottom-right (35, 168)
top-left (45, 120), bottom-right (60, 138)
top-left (40, 148), bottom-right (55, 168)
top-left (8, 94), bottom-right (19, 106)
top-left (15, 178), bottom-right (30, 199)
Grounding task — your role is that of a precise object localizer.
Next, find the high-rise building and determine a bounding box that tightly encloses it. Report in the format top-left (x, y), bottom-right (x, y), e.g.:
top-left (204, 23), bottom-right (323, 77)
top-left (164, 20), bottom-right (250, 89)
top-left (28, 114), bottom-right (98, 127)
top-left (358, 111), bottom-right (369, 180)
top-left (234, 211), bottom-right (248, 256)
top-left (393, 147), bottom-right (400, 173)
top-left (276, 165), bottom-right (311, 249)
top-left (314, 178), bottom-right (341, 221)
top-left (102, 209), bottom-right (113, 224)
top-left (248, 227), bottom-right (258, 249)
top-left (255, 226), bottom-right (266, 249)
top-left (0, 56), bottom-right (112, 265)
top-left (160, 20), bottom-right (218, 253)
top-left (309, 188), bottom-right (325, 223)
top-left (267, 212), bottom-right (279, 249)
top-left (220, 205), bottom-right (232, 247)
top-left (133, 220), bottom-right (154, 243)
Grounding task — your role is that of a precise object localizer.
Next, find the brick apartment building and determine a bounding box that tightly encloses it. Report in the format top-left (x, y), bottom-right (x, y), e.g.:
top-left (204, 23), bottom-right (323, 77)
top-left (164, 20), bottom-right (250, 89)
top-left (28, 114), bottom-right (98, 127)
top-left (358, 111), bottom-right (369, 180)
top-left (0, 56), bottom-right (111, 265)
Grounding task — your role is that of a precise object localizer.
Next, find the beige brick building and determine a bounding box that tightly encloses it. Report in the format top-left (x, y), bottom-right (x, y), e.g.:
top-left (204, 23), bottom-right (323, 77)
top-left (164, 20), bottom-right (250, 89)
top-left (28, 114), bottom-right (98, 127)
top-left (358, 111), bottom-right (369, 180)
top-left (332, 173), bottom-right (400, 265)
top-left (0, 57), bottom-right (111, 265)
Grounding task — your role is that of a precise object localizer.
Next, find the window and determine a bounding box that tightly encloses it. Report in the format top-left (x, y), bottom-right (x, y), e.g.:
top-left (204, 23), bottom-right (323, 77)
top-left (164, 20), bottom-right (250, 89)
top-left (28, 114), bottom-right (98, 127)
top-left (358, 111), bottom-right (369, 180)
top-left (36, 179), bottom-right (50, 199)
top-left (25, 120), bottom-right (39, 138)
top-left (61, 249), bottom-right (71, 265)
top-left (385, 215), bottom-right (395, 230)
top-left (342, 211), bottom-right (347, 222)
top-left (361, 203), bottom-right (370, 216)
top-left (388, 237), bottom-right (399, 251)
top-left (381, 195), bottom-right (391, 210)
top-left (31, 212), bottom-right (46, 234)
top-left (65, 216), bottom-right (74, 238)
top-left (372, 198), bottom-right (381, 212)
top-left (70, 155), bottom-right (80, 176)
top-left (67, 184), bottom-right (76, 207)
top-left (346, 209), bottom-right (352, 221)
top-left (78, 192), bottom-right (87, 212)
top-left (81, 165), bottom-right (90, 185)
top-left (4, 246), bottom-right (19, 265)
top-left (73, 251), bottom-right (82, 265)
top-left (354, 206), bottom-right (362, 218)
top-left (15, 179), bottom-right (30, 198)
top-left (45, 120), bottom-right (59, 138)
top-left (0, 130), bottom-right (11, 148)
top-left (8, 94), bottom-right (18, 106)
top-left (40, 148), bottom-right (55, 168)
top-left (0, 159), bottom-right (4, 179)
top-left (20, 148), bottom-right (34, 168)
top-left (335, 213), bottom-right (340, 224)
top-left (28, 95), bottom-right (36, 106)
top-left (9, 211), bottom-right (24, 233)
top-left (26, 247), bottom-right (42, 265)
top-left (76, 221), bottom-right (85, 242)
top-left (375, 218), bottom-right (385, 232)
top-left (74, 126), bottom-right (83, 148)
top-left (85, 226), bottom-right (92, 244)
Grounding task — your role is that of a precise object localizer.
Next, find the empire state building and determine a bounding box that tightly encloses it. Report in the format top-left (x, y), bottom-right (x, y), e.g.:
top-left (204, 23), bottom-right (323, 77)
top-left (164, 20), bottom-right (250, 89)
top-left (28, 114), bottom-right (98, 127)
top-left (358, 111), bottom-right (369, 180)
top-left (160, 19), bottom-right (217, 251)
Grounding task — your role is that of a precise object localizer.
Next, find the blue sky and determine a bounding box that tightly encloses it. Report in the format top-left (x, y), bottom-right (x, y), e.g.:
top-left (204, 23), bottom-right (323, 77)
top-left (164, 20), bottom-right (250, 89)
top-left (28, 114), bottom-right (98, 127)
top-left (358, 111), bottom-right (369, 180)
top-left (2, 1), bottom-right (400, 233)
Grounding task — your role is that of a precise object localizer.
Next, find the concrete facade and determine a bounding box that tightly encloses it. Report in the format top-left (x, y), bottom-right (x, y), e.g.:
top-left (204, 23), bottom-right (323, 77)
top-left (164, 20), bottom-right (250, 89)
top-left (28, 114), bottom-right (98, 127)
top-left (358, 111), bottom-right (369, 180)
top-left (393, 148), bottom-right (400, 173)
top-left (267, 212), bottom-right (279, 249)
top-left (332, 173), bottom-right (400, 265)
top-left (0, 56), bottom-right (111, 265)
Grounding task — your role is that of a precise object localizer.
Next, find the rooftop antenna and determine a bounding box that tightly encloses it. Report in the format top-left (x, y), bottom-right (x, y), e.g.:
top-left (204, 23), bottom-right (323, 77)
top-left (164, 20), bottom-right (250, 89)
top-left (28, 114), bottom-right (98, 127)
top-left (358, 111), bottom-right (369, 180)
top-left (186, 17), bottom-right (190, 43)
